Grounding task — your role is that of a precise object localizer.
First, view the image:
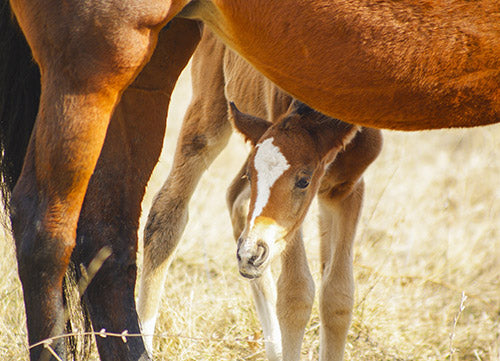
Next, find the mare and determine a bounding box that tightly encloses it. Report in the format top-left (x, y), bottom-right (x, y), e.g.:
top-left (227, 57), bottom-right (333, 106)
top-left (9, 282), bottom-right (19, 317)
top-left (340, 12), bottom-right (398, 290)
top-left (136, 28), bottom-right (382, 361)
top-left (1, 0), bottom-right (499, 360)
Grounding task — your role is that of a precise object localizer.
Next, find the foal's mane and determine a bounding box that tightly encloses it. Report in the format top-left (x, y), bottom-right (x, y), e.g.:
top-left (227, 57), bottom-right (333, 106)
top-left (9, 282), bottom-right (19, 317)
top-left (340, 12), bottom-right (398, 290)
top-left (276, 100), bottom-right (358, 155)
top-left (284, 100), bottom-right (355, 133)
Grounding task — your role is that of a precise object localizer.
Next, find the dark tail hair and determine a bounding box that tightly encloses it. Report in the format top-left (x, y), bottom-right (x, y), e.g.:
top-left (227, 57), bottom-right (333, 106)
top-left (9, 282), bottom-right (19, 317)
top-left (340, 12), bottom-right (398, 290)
top-left (64, 262), bottom-right (95, 361)
top-left (0, 0), bottom-right (40, 210)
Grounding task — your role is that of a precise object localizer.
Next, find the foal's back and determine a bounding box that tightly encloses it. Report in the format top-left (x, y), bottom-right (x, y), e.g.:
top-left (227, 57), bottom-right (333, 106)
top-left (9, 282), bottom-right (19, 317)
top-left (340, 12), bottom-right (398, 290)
top-left (223, 49), bottom-right (292, 121)
top-left (194, 29), bottom-right (294, 121)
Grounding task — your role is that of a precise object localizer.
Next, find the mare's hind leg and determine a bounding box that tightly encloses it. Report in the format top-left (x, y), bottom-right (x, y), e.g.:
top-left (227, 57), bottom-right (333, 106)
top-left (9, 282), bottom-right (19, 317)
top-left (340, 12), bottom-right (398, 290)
top-left (71, 19), bottom-right (200, 361)
top-left (317, 128), bottom-right (382, 361)
top-left (227, 166), bottom-right (285, 361)
top-left (137, 28), bottom-right (232, 354)
top-left (8, 1), bottom-right (181, 359)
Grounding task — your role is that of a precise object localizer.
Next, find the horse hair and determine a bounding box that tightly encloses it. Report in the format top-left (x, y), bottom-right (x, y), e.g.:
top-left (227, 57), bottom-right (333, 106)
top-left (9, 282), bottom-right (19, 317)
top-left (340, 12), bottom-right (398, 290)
top-left (290, 99), bottom-right (355, 133)
top-left (0, 1), bottom-right (40, 212)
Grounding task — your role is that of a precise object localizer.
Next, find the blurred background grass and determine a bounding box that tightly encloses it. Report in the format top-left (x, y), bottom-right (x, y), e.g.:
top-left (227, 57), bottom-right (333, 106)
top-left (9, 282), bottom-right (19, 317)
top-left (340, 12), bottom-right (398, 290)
top-left (1, 64), bottom-right (499, 360)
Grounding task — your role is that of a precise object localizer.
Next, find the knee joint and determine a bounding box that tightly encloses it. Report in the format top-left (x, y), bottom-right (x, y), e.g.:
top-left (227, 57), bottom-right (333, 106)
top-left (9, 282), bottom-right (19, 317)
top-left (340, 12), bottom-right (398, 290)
top-left (277, 293), bottom-right (314, 328)
top-left (320, 288), bottom-right (354, 325)
top-left (11, 194), bottom-right (75, 274)
top-left (277, 281), bottom-right (315, 319)
top-left (181, 134), bottom-right (208, 157)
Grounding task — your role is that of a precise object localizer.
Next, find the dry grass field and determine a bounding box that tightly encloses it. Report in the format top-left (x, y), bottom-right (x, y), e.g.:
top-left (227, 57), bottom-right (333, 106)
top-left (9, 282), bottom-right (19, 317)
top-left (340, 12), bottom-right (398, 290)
top-left (1, 64), bottom-right (500, 360)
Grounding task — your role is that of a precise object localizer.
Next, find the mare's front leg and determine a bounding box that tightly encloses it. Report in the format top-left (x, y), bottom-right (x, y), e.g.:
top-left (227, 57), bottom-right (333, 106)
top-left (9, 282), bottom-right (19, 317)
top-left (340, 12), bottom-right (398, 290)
top-left (138, 27), bottom-right (232, 355)
top-left (72, 19), bottom-right (200, 361)
top-left (277, 232), bottom-right (315, 361)
top-left (8, 1), bottom-right (184, 359)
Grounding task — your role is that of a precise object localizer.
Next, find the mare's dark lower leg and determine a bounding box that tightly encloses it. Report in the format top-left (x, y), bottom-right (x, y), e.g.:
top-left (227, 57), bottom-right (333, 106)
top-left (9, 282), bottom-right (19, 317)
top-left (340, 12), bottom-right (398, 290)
top-left (9, 1), bottom-right (193, 359)
top-left (72, 19), bottom-right (201, 361)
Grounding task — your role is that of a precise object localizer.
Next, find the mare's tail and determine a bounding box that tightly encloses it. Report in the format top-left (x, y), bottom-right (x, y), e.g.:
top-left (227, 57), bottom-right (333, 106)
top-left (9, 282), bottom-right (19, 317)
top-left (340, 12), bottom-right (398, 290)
top-left (0, 0), bottom-right (40, 210)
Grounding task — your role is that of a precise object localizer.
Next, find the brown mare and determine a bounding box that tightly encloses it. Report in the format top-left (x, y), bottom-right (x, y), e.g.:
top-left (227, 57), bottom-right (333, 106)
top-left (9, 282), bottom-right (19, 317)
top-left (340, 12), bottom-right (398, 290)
top-left (1, 0), bottom-right (499, 360)
top-left (137, 28), bottom-right (381, 361)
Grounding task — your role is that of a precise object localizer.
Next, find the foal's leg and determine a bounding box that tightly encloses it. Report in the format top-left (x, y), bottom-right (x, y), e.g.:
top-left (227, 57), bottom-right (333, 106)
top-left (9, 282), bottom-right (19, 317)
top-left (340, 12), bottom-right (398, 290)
top-left (73, 19), bottom-right (200, 361)
top-left (8, 1), bottom-right (184, 359)
top-left (317, 181), bottom-right (364, 361)
top-left (227, 166), bottom-right (283, 361)
top-left (277, 232), bottom-right (315, 361)
top-left (138, 28), bottom-right (232, 354)
top-left (317, 128), bottom-right (382, 361)
top-left (250, 270), bottom-right (283, 361)
top-left (229, 172), bottom-right (314, 360)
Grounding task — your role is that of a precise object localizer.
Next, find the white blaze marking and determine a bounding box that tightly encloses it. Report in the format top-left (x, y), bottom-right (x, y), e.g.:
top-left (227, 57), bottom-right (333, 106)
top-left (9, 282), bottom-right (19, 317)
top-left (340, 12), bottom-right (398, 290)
top-left (250, 137), bottom-right (290, 227)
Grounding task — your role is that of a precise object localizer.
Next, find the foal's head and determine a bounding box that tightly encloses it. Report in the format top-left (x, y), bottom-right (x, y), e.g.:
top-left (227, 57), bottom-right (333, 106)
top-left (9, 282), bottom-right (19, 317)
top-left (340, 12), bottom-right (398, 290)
top-left (229, 101), bottom-right (359, 279)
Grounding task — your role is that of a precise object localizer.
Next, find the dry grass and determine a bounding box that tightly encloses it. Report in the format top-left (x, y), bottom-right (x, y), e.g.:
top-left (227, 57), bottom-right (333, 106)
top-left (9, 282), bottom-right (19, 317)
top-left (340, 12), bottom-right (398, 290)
top-left (1, 65), bottom-right (500, 360)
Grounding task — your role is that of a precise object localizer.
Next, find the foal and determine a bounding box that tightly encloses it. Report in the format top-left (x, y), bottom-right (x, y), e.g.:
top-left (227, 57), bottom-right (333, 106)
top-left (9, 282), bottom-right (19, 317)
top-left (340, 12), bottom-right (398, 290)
top-left (227, 102), bottom-right (381, 360)
top-left (138, 28), bottom-right (382, 360)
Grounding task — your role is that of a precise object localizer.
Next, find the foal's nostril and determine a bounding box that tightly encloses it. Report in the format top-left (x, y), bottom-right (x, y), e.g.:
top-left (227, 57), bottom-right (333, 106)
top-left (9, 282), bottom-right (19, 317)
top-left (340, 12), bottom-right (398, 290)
top-left (249, 242), bottom-right (268, 267)
top-left (237, 239), bottom-right (269, 270)
top-left (236, 238), bottom-right (243, 261)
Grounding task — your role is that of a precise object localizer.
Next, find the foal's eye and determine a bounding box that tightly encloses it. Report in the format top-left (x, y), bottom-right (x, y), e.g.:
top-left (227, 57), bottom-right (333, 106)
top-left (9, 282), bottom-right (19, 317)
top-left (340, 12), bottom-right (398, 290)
top-left (295, 177), bottom-right (310, 189)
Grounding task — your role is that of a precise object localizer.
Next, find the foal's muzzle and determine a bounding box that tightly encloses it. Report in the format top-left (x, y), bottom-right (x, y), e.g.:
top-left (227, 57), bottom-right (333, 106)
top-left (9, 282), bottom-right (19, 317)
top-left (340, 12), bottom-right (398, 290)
top-left (236, 238), bottom-right (269, 279)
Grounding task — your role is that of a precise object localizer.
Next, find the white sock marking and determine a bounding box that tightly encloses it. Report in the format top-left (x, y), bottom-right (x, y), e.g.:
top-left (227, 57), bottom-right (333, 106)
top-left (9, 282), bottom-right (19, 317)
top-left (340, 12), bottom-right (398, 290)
top-left (140, 317), bottom-right (156, 356)
top-left (251, 268), bottom-right (282, 360)
top-left (250, 137), bottom-right (290, 227)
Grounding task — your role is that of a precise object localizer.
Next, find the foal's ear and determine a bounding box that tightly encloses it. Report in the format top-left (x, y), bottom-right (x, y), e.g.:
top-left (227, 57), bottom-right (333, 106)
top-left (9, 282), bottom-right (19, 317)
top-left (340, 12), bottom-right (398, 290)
top-left (229, 102), bottom-right (272, 146)
top-left (304, 119), bottom-right (359, 164)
